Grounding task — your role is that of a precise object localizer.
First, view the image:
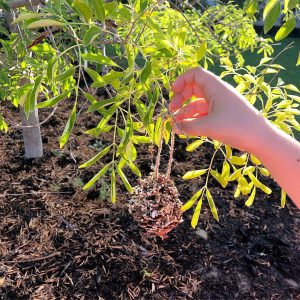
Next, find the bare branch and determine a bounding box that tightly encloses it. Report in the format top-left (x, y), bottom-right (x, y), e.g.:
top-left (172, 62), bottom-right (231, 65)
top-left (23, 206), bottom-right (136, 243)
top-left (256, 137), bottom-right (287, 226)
top-left (6, 0), bottom-right (45, 9)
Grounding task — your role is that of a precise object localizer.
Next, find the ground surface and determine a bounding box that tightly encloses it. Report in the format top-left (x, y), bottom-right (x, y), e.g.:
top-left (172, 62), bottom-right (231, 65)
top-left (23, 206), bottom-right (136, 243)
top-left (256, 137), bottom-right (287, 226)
top-left (0, 99), bottom-right (300, 300)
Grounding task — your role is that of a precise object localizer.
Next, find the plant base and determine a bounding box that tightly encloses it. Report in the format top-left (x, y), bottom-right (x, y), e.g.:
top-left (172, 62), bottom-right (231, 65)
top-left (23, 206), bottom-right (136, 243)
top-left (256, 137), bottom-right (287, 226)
top-left (128, 173), bottom-right (183, 239)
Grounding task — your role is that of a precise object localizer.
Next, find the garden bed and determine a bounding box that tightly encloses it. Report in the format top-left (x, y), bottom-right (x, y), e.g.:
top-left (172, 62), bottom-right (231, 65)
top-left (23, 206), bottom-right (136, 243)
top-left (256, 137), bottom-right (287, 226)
top-left (0, 99), bottom-right (299, 299)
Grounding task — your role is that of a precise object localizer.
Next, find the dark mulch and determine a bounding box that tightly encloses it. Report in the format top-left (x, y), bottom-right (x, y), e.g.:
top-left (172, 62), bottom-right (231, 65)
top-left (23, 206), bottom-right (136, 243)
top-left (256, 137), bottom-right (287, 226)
top-left (0, 99), bottom-right (299, 300)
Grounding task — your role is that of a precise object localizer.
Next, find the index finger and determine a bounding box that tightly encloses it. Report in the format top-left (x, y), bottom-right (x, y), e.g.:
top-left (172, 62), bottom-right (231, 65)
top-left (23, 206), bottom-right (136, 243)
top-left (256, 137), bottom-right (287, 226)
top-left (171, 68), bottom-right (198, 94)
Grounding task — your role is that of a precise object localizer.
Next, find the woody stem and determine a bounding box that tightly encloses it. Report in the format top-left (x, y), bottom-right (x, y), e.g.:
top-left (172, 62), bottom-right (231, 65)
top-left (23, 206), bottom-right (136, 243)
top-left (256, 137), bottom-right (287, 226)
top-left (166, 128), bottom-right (175, 179)
top-left (154, 118), bottom-right (165, 179)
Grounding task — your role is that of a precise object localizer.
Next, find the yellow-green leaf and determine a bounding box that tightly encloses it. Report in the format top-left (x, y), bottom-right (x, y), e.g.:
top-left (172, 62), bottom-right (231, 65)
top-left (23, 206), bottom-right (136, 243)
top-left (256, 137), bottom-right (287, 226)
top-left (206, 189), bottom-right (219, 222)
top-left (230, 154), bottom-right (247, 166)
top-left (36, 91), bottom-right (69, 109)
top-left (275, 17), bottom-right (296, 41)
top-left (73, 0), bottom-right (93, 22)
top-left (263, 0), bottom-right (281, 34)
top-left (79, 145), bottom-right (111, 168)
top-left (250, 154), bottom-right (261, 165)
top-left (181, 188), bottom-right (203, 212)
top-left (83, 25), bottom-right (102, 46)
top-left (59, 102), bottom-right (76, 148)
top-left (12, 12), bottom-right (48, 24)
top-left (245, 186), bottom-right (256, 207)
top-left (90, 0), bottom-right (105, 22)
top-left (210, 170), bottom-right (227, 188)
top-left (196, 42), bottom-right (207, 61)
top-left (186, 139), bottom-right (204, 152)
top-left (117, 166), bottom-right (133, 193)
top-left (26, 19), bottom-right (65, 29)
top-left (182, 169), bottom-right (207, 180)
top-left (281, 189), bottom-right (286, 208)
top-left (191, 196), bottom-right (203, 229)
top-left (83, 163), bottom-right (110, 190)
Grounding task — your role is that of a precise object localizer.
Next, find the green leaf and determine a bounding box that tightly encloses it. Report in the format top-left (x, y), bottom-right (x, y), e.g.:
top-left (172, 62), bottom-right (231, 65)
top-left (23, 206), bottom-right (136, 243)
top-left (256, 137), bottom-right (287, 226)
top-left (230, 154), bottom-right (247, 166)
top-left (126, 159), bottom-right (142, 177)
top-left (25, 19), bottom-right (65, 29)
top-left (83, 163), bottom-right (110, 190)
top-left (283, 84), bottom-right (300, 93)
top-left (186, 139), bottom-right (204, 152)
top-left (281, 189), bottom-right (286, 208)
top-left (83, 25), bottom-right (102, 46)
top-left (116, 166), bottom-right (133, 193)
top-left (196, 42), bottom-right (207, 61)
top-left (263, 0), bottom-right (281, 34)
top-left (206, 189), bottom-right (219, 222)
top-left (47, 57), bottom-right (58, 82)
top-left (79, 145), bottom-right (111, 168)
top-left (297, 52), bottom-right (300, 66)
top-left (54, 67), bottom-right (76, 82)
top-left (36, 91), bottom-right (69, 108)
top-left (244, 0), bottom-right (258, 15)
top-left (24, 75), bottom-right (43, 117)
top-left (59, 102), bottom-right (76, 148)
top-left (85, 103), bottom-right (118, 136)
top-left (111, 169), bottom-right (116, 203)
top-left (181, 188), bottom-right (203, 212)
top-left (191, 195), bottom-right (203, 229)
top-left (275, 17), bottom-right (296, 41)
top-left (87, 97), bottom-right (118, 112)
top-left (210, 170), bottom-right (227, 188)
top-left (73, 0), bottom-right (93, 22)
top-left (140, 61), bottom-right (152, 83)
top-left (245, 186), bottom-right (256, 207)
top-left (182, 169), bottom-right (207, 180)
top-left (12, 13), bottom-right (48, 24)
top-left (90, 0), bottom-right (105, 22)
top-left (85, 68), bottom-right (104, 85)
top-left (82, 52), bottom-right (118, 66)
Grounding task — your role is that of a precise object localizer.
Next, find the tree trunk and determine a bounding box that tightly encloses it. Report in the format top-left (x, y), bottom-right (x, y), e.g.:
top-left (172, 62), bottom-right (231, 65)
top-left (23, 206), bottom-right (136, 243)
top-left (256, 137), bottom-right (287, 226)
top-left (4, 10), bottom-right (43, 158)
top-left (20, 108), bottom-right (43, 158)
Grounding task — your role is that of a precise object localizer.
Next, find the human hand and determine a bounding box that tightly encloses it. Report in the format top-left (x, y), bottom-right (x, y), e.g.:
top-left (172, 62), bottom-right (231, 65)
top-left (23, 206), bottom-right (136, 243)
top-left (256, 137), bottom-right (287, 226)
top-left (170, 67), bottom-right (268, 153)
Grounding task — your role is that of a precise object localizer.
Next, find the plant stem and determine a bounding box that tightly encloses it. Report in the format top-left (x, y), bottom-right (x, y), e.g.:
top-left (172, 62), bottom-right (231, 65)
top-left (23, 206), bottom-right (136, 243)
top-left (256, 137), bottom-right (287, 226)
top-left (154, 118), bottom-right (165, 179)
top-left (166, 128), bottom-right (175, 179)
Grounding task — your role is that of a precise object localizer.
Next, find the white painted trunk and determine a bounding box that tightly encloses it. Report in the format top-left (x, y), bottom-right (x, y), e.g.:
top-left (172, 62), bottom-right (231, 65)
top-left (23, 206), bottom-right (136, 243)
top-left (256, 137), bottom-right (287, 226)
top-left (20, 108), bottom-right (43, 158)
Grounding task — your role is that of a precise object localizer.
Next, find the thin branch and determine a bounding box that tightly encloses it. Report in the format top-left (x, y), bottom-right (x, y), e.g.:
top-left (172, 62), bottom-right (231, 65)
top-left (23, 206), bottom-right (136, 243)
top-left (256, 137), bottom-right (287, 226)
top-left (6, 0), bottom-right (45, 9)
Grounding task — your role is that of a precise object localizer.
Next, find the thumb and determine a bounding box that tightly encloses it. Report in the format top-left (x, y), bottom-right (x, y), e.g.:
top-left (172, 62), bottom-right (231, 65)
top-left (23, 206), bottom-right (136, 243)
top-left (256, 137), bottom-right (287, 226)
top-left (172, 116), bottom-right (212, 137)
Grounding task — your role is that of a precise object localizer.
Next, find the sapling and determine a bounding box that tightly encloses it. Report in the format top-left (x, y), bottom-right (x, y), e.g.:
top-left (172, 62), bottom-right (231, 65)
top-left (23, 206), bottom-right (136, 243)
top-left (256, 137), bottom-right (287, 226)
top-left (129, 122), bottom-right (183, 239)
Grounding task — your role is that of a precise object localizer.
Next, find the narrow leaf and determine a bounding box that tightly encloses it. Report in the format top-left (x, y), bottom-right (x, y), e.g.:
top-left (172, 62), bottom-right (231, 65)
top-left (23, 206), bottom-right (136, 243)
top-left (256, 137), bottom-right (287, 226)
top-left (82, 52), bottom-right (117, 66)
top-left (181, 188), bottom-right (203, 212)
top-left (281, 189), bottom-right (286, 208)
top-left (83, 163), bottom-right (110, 190)
top-left (111, 169), bottom-right (116, 203)
top-left (186, 139), bottom-right (204, 152)
top-left (182, 169), bottom-right (207, 180)
top-left (117, 166), bottom-right (133, 193)
top-left (140, 61), bottom-right (152, 83)
top-left (26, 19), bottom-right (65, 29)
top-left (191, 196), bottom-right (203, 229)
top-left (54, 67), bottom-right (76, 82)
top-left (245, 186), bottom-right (256, 207)
top-left (206, 189), bottom-right (219, 222)
top-left (79, 145), bottom-right (111, 168)
top-left (275, 17), bottom-right (296, 41)
top-left (83, 25), bottom-right (102, 46)
top-left (36, 91), bottom-right (69, 108)
top-left (59, 102), bottom-right (76, 148)
top-left (90, 0), bottom-right (106, 22)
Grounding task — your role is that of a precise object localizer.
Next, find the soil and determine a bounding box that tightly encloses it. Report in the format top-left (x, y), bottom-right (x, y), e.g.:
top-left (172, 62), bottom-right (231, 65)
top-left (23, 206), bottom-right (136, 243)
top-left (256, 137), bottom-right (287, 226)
top-left (0, 98), bottom-right (299, 300)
